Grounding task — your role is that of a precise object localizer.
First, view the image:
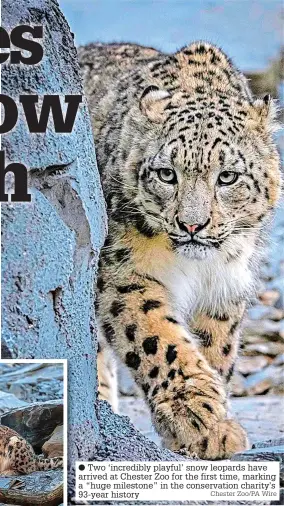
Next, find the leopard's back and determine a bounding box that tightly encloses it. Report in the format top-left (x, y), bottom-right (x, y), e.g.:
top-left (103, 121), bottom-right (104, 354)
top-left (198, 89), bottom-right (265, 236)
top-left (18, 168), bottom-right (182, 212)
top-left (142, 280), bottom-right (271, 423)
top-left (78, 42), bottom-right (161, 139)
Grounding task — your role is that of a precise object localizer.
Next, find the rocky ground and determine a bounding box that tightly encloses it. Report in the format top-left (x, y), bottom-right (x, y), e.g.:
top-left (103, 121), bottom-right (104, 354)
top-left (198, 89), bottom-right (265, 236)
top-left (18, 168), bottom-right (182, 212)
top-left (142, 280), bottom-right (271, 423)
top-left (0, 363), bottom-right (64, 414)
top-left (231, 198), bottom-right (284, 397)
top-left (0, 363), bottom-right (64, 506)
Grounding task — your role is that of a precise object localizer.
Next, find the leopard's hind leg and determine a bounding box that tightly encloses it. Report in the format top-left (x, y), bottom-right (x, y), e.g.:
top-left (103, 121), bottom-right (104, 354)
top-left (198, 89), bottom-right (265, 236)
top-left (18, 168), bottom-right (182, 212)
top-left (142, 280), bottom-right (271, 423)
top-left (97, 335), bottom-right (118, 413)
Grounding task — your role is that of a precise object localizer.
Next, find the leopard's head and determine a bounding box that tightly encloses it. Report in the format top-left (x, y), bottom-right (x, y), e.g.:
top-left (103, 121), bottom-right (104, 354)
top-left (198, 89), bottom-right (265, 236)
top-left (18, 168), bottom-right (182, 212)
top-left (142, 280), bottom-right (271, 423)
top-left (121, 45), bottom-right (281, 261)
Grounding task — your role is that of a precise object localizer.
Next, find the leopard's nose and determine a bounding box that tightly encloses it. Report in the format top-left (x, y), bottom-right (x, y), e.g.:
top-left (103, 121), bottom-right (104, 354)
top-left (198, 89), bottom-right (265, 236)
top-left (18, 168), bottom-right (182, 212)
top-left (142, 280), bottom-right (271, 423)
top-left (184, 224), bottom-right (199, 234)
top-left (177, 218), bottom-right (210, 235)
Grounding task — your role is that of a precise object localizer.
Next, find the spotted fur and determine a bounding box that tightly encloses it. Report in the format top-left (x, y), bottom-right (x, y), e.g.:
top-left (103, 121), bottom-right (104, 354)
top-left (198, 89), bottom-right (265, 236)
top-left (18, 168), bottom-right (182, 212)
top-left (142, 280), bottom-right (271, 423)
top-left (79, 41), bottom-right (281, 459)
top-left (0, 425), bottom-right (63, 475)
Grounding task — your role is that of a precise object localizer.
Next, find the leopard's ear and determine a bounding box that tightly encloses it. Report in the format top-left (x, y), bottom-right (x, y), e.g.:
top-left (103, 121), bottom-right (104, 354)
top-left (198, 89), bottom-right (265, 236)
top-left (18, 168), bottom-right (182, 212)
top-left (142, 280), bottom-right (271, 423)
top-left (248, 95), bottom-right (280, 134)
top-left (139, 85), bottom-right (171, 123)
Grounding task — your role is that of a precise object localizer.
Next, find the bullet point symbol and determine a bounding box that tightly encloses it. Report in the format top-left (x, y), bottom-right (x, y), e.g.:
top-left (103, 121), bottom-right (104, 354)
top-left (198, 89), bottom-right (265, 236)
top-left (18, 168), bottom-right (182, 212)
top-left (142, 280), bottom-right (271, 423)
top-left (79, 464), bottom-right (85, 471)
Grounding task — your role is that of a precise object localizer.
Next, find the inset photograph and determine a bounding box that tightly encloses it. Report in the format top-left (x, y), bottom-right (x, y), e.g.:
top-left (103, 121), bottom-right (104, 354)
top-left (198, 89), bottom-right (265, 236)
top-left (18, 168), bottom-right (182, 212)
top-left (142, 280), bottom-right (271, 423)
top-left (0, 360), bottom-right (67, 506)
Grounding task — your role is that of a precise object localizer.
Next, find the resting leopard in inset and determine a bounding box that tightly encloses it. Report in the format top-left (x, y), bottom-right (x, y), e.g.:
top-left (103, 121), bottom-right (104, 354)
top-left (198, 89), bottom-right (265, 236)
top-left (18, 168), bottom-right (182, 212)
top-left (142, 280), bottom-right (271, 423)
top-left (0, 425), bottom-right (63, 475)
top-left (78, 41), bottom-right (281, 459)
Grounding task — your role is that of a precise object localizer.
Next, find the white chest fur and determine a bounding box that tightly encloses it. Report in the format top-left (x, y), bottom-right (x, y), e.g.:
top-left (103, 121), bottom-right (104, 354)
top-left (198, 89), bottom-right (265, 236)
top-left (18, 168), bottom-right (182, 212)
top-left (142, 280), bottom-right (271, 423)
top-left (151, 249), bottom-right (255, 320)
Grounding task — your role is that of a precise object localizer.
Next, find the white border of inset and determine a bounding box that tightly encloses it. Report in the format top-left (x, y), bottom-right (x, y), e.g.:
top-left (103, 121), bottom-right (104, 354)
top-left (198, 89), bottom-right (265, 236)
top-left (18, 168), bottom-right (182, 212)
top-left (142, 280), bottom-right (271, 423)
top-left (0, 358), bottom-right (68, 506)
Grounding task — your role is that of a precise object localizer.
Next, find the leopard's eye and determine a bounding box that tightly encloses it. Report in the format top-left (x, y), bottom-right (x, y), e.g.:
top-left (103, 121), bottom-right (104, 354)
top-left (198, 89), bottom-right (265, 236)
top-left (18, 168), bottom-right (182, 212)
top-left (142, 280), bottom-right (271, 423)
top-left (218, 171), bottom-right (239, 185)
top-left (158, 168), bottom-right (177, 184)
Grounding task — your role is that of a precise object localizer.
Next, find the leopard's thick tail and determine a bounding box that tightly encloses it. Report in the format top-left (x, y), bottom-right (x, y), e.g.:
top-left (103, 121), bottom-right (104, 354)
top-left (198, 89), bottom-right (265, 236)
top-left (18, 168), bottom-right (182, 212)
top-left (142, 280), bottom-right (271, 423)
top-left (36, 456), bottom-right (63, 471)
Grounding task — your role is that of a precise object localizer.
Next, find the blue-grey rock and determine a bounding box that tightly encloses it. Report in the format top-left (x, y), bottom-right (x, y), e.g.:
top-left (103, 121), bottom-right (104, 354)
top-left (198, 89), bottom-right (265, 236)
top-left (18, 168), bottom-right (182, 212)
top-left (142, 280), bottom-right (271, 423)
top-left (0, 400), bottom-right (63, 450)
top-left (273, 353), bottom-right (284, 366)
top-left (247, 305), bottom-right (284, 322)
top-left (245, 365), bottom-right (284, 395)
top-left (0, 362), bottom-right (64, 403)
top-left (1, 0), bottom-right (106, 495)
top-left (0, 390), bottom-right (28, 415)
top-left (0, 469), bottom-right (63, 505)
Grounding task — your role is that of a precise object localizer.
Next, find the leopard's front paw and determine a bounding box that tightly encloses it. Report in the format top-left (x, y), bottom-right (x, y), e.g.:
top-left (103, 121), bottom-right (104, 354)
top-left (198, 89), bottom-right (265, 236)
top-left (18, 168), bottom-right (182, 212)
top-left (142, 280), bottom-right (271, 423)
top-left (187, 419), bottom-right (249, 460)
top-left (0, 469), bottom-right (18, 476)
